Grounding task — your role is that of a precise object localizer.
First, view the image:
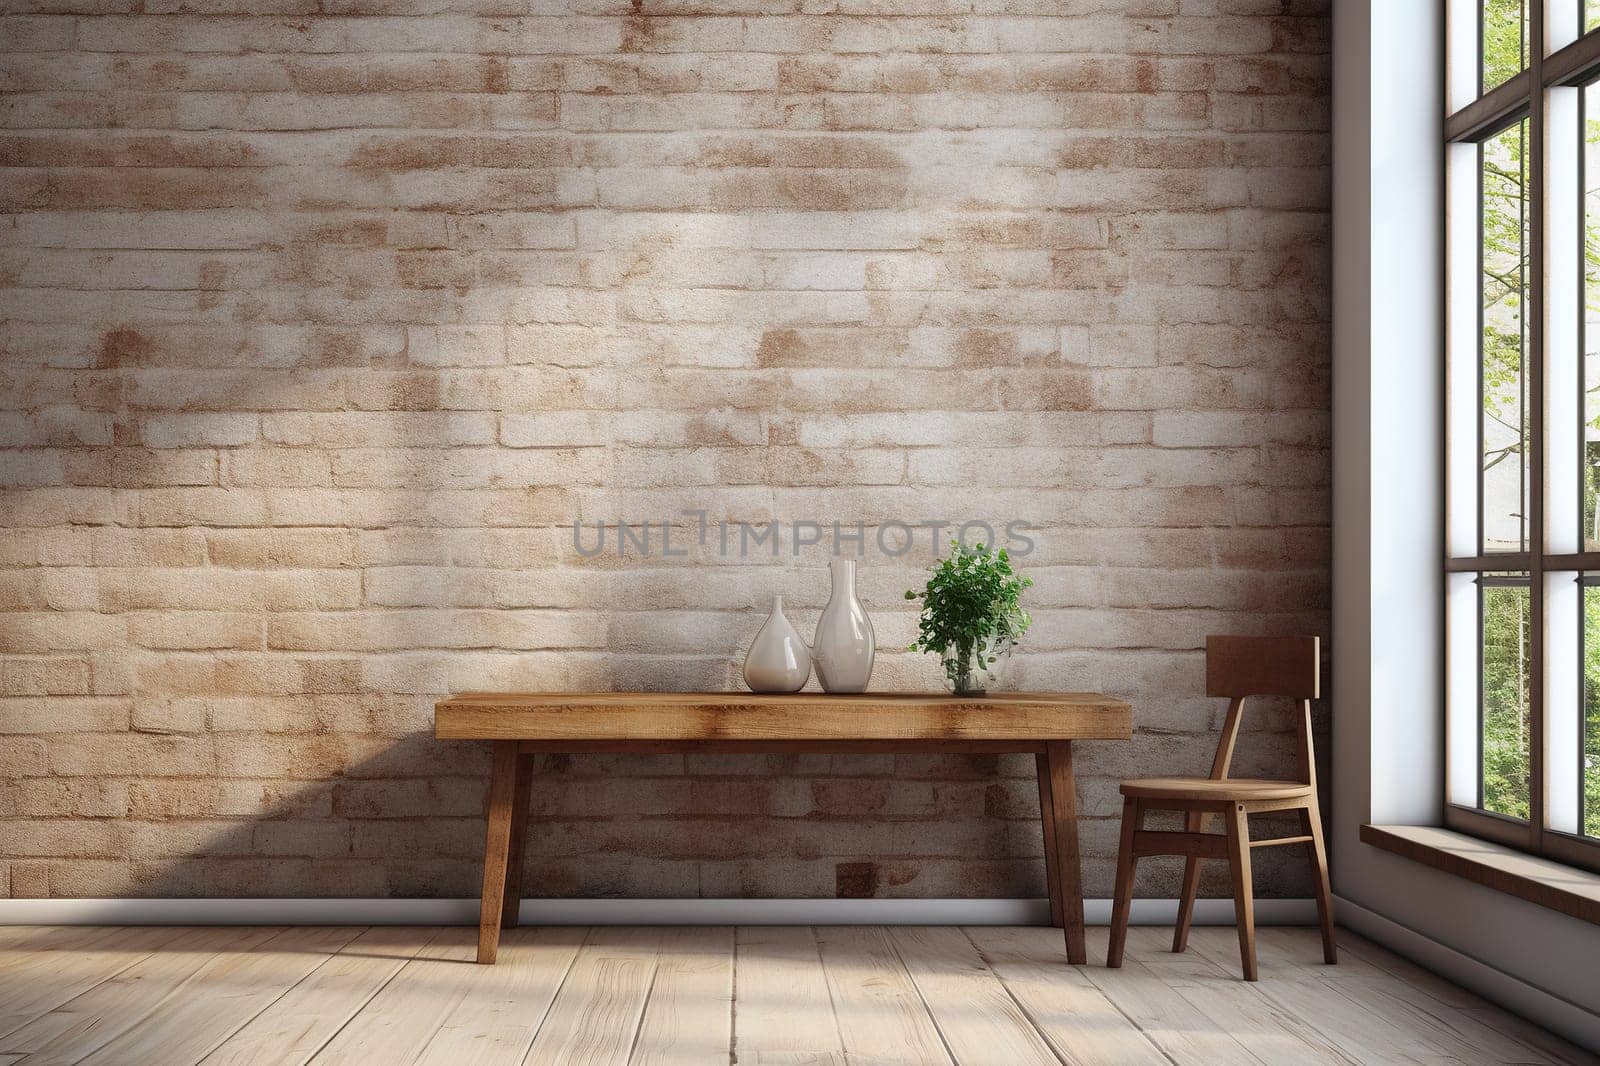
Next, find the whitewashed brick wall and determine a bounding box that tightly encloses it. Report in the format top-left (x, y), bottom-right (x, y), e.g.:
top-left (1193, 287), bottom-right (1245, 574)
top-left (0, 0), bottom-right (1330, 901)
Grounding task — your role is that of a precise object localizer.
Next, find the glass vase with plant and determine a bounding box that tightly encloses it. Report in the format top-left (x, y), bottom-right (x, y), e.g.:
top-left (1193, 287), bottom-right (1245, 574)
top-left (905, 541), bottom-right (1033, 695)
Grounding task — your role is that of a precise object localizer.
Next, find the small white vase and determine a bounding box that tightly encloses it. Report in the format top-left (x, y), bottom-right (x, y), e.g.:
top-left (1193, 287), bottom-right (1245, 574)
top-left (813, 559), bottom-right (874, 693)
top-left (743, 596), bottom-right (811, 693)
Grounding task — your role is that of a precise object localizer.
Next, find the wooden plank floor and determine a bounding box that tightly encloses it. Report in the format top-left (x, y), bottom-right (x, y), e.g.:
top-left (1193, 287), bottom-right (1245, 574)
top-left (0, 924), bottom-right (1591, 1065)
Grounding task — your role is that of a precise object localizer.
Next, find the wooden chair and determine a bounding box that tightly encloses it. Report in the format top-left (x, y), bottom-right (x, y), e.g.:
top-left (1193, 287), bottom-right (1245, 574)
top-left (1106, 635), bottom-right (1335, 981)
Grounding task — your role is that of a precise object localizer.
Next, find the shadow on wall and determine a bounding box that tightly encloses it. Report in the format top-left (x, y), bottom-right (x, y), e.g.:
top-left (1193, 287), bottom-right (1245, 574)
top-left (131, 744), bottom-right (1324, 903)
top-left (129, 725), bottom-right (1326, 903)
top-left (123, 740), bottom-right (1079, 901)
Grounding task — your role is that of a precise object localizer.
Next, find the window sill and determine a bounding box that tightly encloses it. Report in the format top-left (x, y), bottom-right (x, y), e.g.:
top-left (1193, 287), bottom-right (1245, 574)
top-left (1361, 824), bottom-right (1600, 926)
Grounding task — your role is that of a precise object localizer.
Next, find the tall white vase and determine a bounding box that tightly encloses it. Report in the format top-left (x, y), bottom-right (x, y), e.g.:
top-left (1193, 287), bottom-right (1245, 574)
top-left (813, 559), bottom-right (874, 693)
top-left (743, 596), bottom-right (811, 693)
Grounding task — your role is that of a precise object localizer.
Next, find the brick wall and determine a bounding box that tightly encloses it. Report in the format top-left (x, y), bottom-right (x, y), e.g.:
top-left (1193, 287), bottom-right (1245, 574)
top-left (0, 1), bottom-right (1330, 901)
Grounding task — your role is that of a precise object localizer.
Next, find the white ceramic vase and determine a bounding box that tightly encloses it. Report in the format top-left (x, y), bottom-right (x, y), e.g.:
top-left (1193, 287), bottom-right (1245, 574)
top-left (743, 595), bottom-right (812, 693)
top-left (813, 559), bottom-right (875, 693)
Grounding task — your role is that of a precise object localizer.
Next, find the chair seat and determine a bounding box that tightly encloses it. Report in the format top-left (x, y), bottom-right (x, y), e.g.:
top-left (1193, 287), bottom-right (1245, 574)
top-left (1119, 777), bottom-right (1314, 802)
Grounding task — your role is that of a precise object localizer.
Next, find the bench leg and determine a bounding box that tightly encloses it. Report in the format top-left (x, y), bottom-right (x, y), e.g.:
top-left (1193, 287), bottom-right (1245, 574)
top-left (501, 754), bottom-right (534, 930)
top-left (477, 741), bottom-right (520, 964)
top-left (1036, 753), bottom-right (1063, 928)
top-left (1043, 740), bottom-right (1085, 964)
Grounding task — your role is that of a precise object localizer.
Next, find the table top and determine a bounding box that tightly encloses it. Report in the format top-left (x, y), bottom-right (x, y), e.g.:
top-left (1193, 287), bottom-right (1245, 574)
top-left (434, 691), bottom-right (1132, 742)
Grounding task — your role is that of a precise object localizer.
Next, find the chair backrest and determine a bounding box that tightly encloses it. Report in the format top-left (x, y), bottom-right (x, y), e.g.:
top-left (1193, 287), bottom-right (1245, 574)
top-left (1206, 635), bottom-right (1319, 699)
top-left (1203, 635), bottom-right (1321, 785)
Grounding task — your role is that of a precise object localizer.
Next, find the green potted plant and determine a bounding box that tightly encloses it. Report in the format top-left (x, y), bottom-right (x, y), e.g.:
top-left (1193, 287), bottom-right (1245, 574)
top-left (905, 541), bottom-right (1033, 695)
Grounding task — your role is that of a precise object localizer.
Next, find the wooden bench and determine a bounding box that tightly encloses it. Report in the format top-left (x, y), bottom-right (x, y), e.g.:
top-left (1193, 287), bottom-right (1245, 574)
top-left (434, 692), bottom-right (1133, 964)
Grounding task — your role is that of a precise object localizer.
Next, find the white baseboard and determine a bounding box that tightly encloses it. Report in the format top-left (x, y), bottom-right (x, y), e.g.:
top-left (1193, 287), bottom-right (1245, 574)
top-left (1336, 895), bottom-right (1600, 1053)
top-left (0, 896), bottom-right (1318, 927)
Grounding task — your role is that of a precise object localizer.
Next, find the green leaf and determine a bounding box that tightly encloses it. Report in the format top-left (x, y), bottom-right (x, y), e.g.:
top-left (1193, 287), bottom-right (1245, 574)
top-left (906, 539), bottom-right (1033, 659)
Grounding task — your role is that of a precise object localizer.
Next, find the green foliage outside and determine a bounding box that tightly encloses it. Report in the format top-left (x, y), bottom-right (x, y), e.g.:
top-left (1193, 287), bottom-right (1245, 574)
top-left (905, 542), bottom-right (1031, 695)
top-left (1480, 118), bottom-right (1528, 557)
top-left (1481, 584), bottom-right (1530, 819)
top-left (1482, 0), bottom-right (1526, 90)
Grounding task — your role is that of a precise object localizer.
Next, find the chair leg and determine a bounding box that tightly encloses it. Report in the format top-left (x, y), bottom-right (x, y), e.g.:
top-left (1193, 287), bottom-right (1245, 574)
top-left (1223, 803), bottom-right (1257, 981)
top-left (1171, 810), bottom-right (1204, 953)
top-left (1302, 798), bottom-right (1337, 964)
top-left (1106, 797), bottom-right (1139, 968)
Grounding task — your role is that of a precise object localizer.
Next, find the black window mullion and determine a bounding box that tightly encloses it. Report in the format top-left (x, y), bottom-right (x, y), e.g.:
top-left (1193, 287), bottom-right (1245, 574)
top-left (1581, 84), bottom-right (1588, 555)
top-left (1580, 575), bottom-right (1591, 836)
top-left (1529, 0), bottom-right (1547, 855)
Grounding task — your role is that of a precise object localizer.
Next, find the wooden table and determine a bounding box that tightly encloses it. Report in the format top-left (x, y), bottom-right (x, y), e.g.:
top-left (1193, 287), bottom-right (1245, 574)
top-left (434, 692), bottom-right (1133, 964)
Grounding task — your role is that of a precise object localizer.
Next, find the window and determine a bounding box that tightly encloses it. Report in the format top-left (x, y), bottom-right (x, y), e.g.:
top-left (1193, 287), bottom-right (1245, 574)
top-left (1446, 0), bottom-right (1600, 870)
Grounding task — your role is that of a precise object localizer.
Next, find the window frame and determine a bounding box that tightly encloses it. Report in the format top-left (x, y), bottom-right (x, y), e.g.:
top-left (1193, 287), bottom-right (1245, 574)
top-left (1445, 0), bottom-right (1600, 872)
